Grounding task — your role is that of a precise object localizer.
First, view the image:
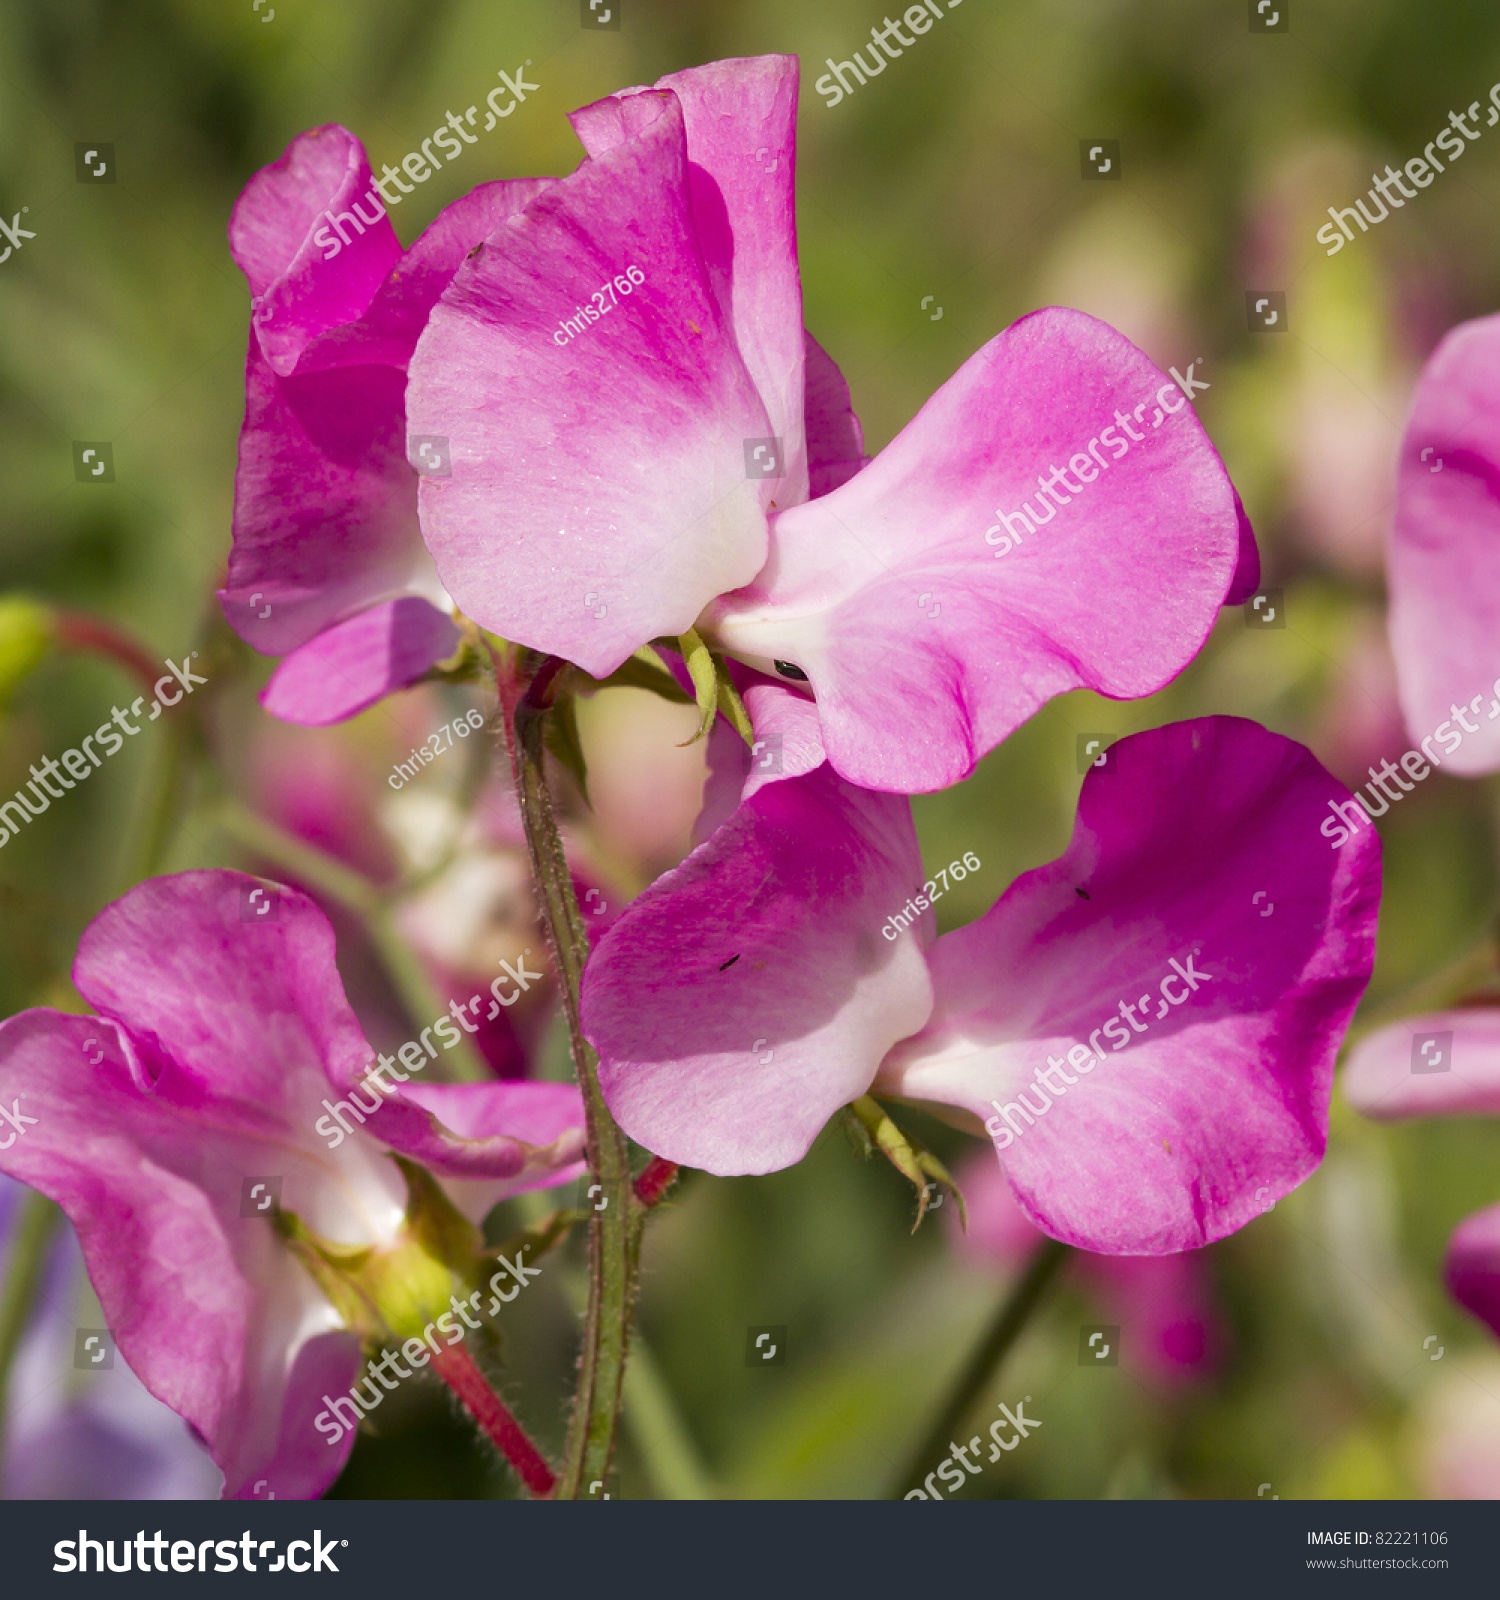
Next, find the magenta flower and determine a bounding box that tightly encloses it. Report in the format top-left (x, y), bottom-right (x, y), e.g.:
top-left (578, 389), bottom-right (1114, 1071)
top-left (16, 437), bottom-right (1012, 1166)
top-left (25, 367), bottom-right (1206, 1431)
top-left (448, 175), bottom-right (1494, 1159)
top-left (0, 871), bottom-right (585, 1498)
top-left (951, 1151), bottom-right (1222, 1386)
top-left (221, 125), bottom-right (552, 725)
top-left (1344, 1011), bottom-right (1500, 1339)
top-left (1389, 311), bottom-right (1500, 774)
top-left (581, 715), bottom-right (1380, 1252)
top-left (406, 55), bottom-right (1259, 793)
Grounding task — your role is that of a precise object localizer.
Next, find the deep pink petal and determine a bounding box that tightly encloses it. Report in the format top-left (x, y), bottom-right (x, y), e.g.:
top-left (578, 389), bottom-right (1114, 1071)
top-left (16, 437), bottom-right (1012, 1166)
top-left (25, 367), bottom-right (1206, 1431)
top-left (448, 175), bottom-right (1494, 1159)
top-left (229, 125), bottom-right (400, 378)
top-left (583, 764), bottom-right (934, 1174)
top-left (222, 180), bottom-right (544, 664)
top-left (1225, 486), bottom-right (1261, 605)
top-left (1342, 1009), bottom-right (1500, 1119)
top-left (1389, 312), bottom-right (1500, 776)
top-left (0, 1008), bottom-right (366, 1501)
top-left (259, 597), bottom-right (458, 726)
top-left (877, 718), bottom-right (1382, 1253)
top-left (710, 309), bottom-right (1246, 792)
top-left (571, 55), bottom-right (807, 503)
top-left (407, 91), bottom-right (774, 677)
top-left (804, 330), bottom-right (868, 498)
top-left (220, 342), bottom-right (430, 657)
top-left (1447, 1201), bottom-right (1500, 1342)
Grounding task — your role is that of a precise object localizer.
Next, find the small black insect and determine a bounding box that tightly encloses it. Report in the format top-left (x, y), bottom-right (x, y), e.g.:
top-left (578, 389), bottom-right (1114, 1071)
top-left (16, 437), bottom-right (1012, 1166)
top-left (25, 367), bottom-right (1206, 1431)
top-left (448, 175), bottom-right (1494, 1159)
top-left (1075, 887), bottom-right (1091, 900)
top-left (773, 660), bottom-right (808, 681)
top-left (719, 954), bottom-right (741, 971)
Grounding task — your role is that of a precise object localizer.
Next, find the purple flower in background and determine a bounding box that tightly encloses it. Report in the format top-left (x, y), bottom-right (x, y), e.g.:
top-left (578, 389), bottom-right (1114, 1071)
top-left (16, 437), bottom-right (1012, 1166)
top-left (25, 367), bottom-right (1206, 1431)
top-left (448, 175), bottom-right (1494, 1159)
top-left (0, 871), bottom-right (585, 1498)
top-left (1344, 1010), bottom-right (1500, 1341)
top-left (581, 716), bottom-right (1380, 1253)
top-left (1389, 311), bottom-right (1500, 775)
top-left (221, 125), bottom-right (553, 725)
top-left (407, 55), bottom-right (1259, 793)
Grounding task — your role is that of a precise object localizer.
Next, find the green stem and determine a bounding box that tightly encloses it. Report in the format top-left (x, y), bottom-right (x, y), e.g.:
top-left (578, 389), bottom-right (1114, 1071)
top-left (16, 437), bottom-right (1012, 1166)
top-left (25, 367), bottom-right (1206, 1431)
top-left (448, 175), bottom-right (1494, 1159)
top-left (494, 648), bottom-right (642, 1499)
top-left (0, 1191), bottom-right (62, 1460)
top-left (892, 1237), bottom-right (1069, 1498)
top-left (213, 798), bottom-right (487, 1082)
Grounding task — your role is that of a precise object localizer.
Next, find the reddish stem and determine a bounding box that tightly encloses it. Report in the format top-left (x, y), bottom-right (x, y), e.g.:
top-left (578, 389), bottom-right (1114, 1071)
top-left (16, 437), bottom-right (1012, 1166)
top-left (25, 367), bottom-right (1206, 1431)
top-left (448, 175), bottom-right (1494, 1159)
top-left (53, 611), bottom-right (161, 694)
top-left (634, 1156), bottom-right (679, 1208)
top-left (429, 1341), bottom-right (556, 1497)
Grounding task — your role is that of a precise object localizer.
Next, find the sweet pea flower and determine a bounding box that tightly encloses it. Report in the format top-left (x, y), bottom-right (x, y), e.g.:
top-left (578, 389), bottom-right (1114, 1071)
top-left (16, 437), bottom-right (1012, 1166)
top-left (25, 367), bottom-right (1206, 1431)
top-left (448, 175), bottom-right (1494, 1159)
top-left (221, 125), bottom-right (552, 725)
top-left (951, 1150), bottom-right (1222, 1386)
top-left (407, 54), bottom-right (1259, 794)
top-left (1344, 1009), bottom-right (1500, 1341)
top-left (1389, 311), bottom-right (1500, 774)
top-left (581, 715), bottom-right (1380, 1253)
top-left (0, 871), bottom-right (586, 1499)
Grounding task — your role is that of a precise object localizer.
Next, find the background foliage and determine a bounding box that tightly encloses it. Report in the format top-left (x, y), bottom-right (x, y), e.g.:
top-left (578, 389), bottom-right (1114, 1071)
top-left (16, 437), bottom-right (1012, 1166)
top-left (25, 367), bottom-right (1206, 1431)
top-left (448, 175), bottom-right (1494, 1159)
top-left (3, 0), bottom-right (1500, 1499)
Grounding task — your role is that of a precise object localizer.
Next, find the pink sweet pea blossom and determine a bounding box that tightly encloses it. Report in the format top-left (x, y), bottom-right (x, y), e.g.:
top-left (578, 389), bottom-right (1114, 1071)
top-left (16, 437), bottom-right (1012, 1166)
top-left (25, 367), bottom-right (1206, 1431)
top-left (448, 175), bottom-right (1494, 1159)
top-left (221, 125), bottom-right (552, 725)
top-left (0, 871), bottom-right (585, 1499)
top-left (1344, 1010), bottom-right (1500, 1340)
top-left (1389, 311), bottom-right (1500, 774)
top-left (581, 715), bottom-right (1380, 1253)
top-left (951, 1151), bottom-right (1222, 1386)
top-left (406, 55), bottom-right (1259, 794)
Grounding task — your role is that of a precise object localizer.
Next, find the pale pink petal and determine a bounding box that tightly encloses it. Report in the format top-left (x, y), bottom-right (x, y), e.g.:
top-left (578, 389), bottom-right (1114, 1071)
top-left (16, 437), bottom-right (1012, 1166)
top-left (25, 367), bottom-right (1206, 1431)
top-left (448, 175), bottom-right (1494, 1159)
top-left (571, 56), bottom-right (807, 503)
top-left (407, 90), bottom-right (774, 677)
top-left (710, 309), bottom-right (1246, 792)
top-left (1389, 312), bottom-right (1500, 776)
top-left (1342, 1009), bottom-right (1500, 1119)
top-left (583, 765), bottom-right (934, 1174)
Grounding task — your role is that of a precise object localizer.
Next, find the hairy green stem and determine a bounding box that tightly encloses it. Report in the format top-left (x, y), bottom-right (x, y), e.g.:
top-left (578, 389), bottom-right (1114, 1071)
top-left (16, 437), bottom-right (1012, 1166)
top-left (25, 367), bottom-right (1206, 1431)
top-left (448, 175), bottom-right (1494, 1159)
top-left (892, 1236), bottom-right (1069, 1497)
top-left (494, 649), bottom-right (643, 1499)
top-left (0, 1190), bottom-right (62, 1466)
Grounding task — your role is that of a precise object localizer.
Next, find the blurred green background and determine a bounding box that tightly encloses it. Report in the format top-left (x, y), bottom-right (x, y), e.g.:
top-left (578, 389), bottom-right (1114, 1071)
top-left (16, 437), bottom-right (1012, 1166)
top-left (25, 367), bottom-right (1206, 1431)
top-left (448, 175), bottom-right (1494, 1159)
top-left (4, 0), bottom-right (1500, 1499)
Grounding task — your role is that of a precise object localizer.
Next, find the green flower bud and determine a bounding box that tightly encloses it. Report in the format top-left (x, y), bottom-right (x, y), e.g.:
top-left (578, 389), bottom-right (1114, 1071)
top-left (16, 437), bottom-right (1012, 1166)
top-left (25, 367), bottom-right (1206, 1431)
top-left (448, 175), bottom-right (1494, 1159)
top-left (0, 596), bottom-right (55, 706)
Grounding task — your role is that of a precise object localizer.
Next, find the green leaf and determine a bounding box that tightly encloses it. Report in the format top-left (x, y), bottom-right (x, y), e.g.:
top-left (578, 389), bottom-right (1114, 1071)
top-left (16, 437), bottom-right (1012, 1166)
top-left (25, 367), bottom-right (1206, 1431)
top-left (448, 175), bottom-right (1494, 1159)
top-left (543, 690), bottom-right (590, 806)
top-left (677, 626), bottom-right (719, 746)
top-left (591, 644), bottom-right (693, 704)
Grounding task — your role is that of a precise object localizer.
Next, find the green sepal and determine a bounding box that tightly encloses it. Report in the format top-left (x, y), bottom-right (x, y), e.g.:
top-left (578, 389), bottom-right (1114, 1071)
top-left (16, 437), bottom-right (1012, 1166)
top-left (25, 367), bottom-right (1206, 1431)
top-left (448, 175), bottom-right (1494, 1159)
top-left (848, 1095), bottom-right (967, 1234)
top-left (275, 1157), bottom-right (491, 1348)
top-left (543, 688), bottom-right (590, 806)
top-left (591, 644), bottom-right (692, 704)
top-left (715, 664), bottom-right (754, 746)
top-left (676, 627), bottom-right (719, 746)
